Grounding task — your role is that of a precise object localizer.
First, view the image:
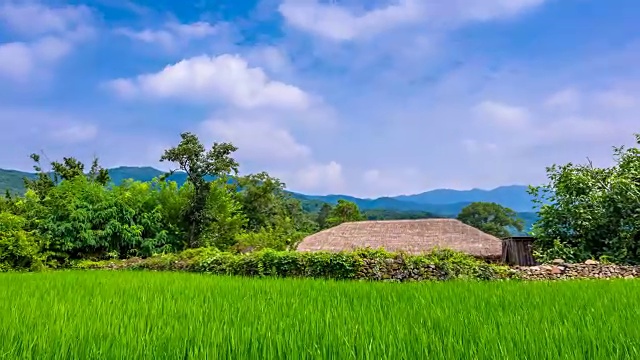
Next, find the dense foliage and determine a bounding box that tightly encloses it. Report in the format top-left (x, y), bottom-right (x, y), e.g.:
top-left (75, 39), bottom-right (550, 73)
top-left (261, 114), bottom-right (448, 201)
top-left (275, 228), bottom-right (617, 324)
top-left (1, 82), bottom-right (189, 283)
top-left (457, 202), bottom-right (524, 238)
top-left (0, 133), bottom-right (322, 269)
top-left (530, 134), bottom-right (640, 264)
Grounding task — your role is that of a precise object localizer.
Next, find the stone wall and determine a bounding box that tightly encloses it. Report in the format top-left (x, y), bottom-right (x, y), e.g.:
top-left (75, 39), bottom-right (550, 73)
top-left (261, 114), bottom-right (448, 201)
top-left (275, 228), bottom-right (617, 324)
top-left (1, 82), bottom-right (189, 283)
top-left (513, 259), bottom-right (640, 280)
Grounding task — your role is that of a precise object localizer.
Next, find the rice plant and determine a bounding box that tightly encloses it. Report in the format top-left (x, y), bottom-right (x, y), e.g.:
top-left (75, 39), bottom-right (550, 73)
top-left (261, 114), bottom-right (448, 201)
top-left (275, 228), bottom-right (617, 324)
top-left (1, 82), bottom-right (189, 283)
top-left (1, 271), bottom-right (639, 359)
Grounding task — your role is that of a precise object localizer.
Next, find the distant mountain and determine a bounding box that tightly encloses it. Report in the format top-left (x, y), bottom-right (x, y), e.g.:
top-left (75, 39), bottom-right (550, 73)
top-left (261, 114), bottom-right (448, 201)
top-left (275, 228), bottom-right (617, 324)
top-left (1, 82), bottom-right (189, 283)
top-left (0, 166), bottom-right (539, 233)
top-left (0, 169), bottom-right (36, 195)
top-left (393, 185), bottom-right (535, 212)
top-left (107, 167), bottom-right (164, 184)
top-left (292, 192), bottom-right (475, 216)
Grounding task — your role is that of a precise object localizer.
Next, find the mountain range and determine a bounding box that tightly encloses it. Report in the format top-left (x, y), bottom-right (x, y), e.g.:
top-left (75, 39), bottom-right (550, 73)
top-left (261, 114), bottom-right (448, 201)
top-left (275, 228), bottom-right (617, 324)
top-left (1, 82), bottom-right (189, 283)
top-left (0, 166), bottom-right (539, 231)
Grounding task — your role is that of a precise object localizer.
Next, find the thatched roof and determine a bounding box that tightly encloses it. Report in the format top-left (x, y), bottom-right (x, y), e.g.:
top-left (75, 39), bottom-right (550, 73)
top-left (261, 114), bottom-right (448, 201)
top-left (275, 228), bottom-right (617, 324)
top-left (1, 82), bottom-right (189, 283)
top-left (297, 219), bottom-right (502, 258)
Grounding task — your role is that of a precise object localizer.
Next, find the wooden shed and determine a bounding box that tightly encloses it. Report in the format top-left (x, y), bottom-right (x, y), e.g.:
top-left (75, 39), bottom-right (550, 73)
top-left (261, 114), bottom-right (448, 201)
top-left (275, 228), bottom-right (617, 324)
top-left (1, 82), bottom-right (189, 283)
top-left (501, 236), bottom-right (537, 266)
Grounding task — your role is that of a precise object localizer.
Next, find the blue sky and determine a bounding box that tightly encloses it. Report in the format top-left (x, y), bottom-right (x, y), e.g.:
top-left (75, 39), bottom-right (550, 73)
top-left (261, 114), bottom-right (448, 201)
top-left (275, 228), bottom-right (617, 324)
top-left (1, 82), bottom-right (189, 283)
top-left (0, 0), bottom-right (638, 197)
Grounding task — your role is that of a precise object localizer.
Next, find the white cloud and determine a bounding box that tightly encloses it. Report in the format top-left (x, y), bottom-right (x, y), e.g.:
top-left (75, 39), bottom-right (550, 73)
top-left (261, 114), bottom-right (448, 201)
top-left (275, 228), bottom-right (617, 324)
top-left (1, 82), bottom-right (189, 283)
top-left (279, 0), bottom-right (549, 41)
top-left (0, 1), bottom-right (92, 37)
top-left (279, 0), bottom-right (423, 41)
top-left (245, 46), bottom-right (293, 75)
top-left (115, 21), bottom-right (223, 50)
top-left (0, 37), bottom-right (72, 81)
top-left (468, 85), bottom-right (638, 154)
top-left (0, 2), bottom-right (93, 81)
top-left (293, 161), bottom-right (345, 194)
top-left (201, 118), bottom-right (311, 161)
top-left (107, 54), bottom-right (311, 109)
top-left (473, 100), bottom-right (530, 129)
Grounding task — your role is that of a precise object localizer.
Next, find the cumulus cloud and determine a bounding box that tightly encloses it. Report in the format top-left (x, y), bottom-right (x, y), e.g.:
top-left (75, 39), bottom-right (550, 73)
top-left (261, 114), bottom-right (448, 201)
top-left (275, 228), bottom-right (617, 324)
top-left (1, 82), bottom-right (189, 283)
top-left (0, 1), bottom-right (93, 81)
top-left (293, 161), bottom-right (345, 194)
top-left (279, 0), bottom-right (549, 41)
top-left (200, 118), bottom-right (311, 162)
top-left (0, 37), bottom-right (72, 81)
top-left (106, 54), bottom-right (311, 109)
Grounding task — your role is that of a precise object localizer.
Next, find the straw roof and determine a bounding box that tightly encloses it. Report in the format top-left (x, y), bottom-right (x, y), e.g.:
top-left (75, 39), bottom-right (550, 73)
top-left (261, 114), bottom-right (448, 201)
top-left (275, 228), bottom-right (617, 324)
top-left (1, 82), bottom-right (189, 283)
top-left (297, 219), bottom-right (502, 258)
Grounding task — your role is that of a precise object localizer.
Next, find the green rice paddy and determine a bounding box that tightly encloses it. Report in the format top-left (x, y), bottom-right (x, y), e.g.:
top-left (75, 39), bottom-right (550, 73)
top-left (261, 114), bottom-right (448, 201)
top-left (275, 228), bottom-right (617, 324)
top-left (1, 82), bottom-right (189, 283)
top-left (1, 271), bottom-right (639, 359)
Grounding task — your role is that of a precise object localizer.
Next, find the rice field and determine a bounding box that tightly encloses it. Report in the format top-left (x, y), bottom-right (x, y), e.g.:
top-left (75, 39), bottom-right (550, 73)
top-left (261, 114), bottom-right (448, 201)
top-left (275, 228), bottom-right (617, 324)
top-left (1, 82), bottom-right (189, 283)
top-left (1, 272), bottom-right (639, 359)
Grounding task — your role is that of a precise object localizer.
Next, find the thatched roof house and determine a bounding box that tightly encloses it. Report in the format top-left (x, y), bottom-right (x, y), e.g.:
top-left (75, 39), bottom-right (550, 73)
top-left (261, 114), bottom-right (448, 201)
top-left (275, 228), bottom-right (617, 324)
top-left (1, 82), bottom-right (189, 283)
top-left (297, 219), bottom-right (502, 259)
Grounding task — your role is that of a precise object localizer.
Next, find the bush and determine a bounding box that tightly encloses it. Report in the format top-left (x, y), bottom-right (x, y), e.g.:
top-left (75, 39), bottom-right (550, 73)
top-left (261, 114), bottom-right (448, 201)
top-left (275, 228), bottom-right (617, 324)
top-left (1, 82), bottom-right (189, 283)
top-left (231, 226), bottom-right (307, 253)
top-left (74, 247), bottom-right (513, 281)
top-left (0, 212), bottom-right (45, 271)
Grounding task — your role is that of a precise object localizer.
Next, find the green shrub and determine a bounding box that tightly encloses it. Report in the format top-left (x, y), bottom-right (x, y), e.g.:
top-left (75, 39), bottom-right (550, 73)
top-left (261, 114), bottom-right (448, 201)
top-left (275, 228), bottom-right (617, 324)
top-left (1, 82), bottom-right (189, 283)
top-left (232, 226), bottom-right (308, 253)
top-left (0, 212), bottom-right (45, 271)
top-left (73, 247), bottom-right (512, 281)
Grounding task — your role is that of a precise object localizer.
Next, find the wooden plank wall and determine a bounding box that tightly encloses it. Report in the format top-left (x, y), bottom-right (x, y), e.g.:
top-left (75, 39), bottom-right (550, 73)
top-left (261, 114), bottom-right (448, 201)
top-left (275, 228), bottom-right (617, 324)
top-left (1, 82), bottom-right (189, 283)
top-left (501, 237), bottom-right (536, 266)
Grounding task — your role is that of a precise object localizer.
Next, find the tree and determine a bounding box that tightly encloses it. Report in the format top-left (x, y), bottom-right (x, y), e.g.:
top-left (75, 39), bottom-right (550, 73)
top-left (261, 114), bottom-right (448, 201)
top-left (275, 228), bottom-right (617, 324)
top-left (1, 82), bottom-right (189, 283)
top-left (88, 158), bottom-right (111, 185)
top-left (24, 154), bottom-right (111, 201)
top-left (160, 132), bottom-right (239, 248)
top-left (316, 203), bottom-right (332, 229)
top-left (51, 156), bottom-right (111, 185)
top-left (234, 172), bottom-right (316, 243)
top-left (0, 211), bottom-right (44, 271)
top-left (23, 154), bottom-right (55, 200)
top-left (529, 133), bottom-right (640, 263)
top-left (457, 202), bottom-right (524, 238)
top-left (325, 200), bottom-right (364, 228)
top-left (235, 172), bottom-right (288, 232)
top-left (51, 157), bottom-right (85, 181)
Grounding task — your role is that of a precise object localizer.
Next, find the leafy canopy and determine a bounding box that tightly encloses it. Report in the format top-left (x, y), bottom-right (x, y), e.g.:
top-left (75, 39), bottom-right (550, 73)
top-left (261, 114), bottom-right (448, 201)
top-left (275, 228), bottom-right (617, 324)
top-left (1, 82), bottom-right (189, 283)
top-left (325, 200), bottom-right (365, 228)
top-left (160, 132), bottom-right (239, 248)
top-left (457, 202), bottom-right (524, 238)
top-left (529, 133), bottom-right (640, 264)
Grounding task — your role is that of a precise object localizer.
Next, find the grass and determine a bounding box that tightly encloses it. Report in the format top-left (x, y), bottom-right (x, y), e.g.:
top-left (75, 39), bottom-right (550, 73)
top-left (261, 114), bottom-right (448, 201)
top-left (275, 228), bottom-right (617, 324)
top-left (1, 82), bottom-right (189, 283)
top-left (1, 272), bottom-right (639, 359)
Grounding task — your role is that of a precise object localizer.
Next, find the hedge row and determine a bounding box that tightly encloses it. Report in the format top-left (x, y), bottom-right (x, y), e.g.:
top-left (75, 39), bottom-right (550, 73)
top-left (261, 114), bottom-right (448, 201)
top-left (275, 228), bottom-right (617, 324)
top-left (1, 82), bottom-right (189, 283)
top-left (73, 248), bottom-right (515, 281)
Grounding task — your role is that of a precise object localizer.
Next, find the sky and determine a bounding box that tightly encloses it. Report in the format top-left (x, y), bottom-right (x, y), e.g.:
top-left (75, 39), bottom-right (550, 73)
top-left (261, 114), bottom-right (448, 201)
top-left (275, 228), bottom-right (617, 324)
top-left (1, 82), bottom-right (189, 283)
top-left (0, 0), bottom-right (638, 197)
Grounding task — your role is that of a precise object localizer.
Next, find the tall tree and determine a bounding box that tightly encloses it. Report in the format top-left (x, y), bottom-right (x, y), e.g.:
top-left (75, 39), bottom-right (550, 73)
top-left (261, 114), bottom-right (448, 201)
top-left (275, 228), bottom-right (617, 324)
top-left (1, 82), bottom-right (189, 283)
top-left (457, 202), bottom-right (524, 238)
top-left (325, 200), bottom-right (364, 228)
top-left (160, 132), bottom-right (239, 248)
